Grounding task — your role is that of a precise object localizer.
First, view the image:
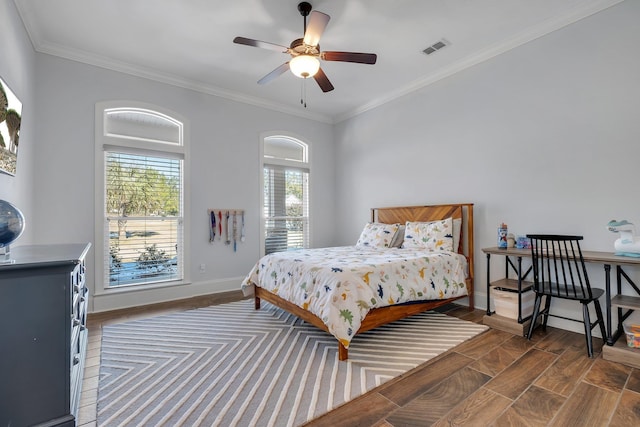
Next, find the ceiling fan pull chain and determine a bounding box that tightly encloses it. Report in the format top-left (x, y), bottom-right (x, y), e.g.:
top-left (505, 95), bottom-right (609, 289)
top-left (300, 79), bottom-right (307, 108)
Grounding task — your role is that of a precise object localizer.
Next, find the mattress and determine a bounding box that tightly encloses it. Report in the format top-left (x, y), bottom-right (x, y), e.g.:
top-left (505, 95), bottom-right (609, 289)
top-left (241, 246), bottom-right (468, 348)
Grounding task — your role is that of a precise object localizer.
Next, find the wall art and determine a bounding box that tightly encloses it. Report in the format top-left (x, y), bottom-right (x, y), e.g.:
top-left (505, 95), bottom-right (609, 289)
top-left (0, 76), bottom-right (22, 176)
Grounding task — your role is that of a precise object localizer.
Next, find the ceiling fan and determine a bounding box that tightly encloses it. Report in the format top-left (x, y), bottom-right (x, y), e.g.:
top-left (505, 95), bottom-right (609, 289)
top-left (233, 1), bottom-right (377, 93)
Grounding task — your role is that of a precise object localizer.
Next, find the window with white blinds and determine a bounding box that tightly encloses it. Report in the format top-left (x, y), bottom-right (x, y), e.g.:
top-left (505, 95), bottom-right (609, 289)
top-left (105, 152), bottom-right (183, 287)
top-left (96, 103), bottom-right (187, 290)
top-left (262, 135), bottom-right (310, 255)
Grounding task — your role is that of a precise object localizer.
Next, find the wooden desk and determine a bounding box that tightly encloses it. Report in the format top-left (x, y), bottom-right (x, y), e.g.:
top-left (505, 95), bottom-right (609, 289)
top-left (483, 246), bottom-right (640, 366)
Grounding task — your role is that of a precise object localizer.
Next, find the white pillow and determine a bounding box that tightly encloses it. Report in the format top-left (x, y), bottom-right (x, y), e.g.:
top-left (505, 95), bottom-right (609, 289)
top-left (402, 218), bottom-right (454, 252)
top-left (355, 222), bottom-right (401, 249)
top-left (453, 218), bottom-right (462, 252)
top-left (393, 219), bottom-right (461, 250)
top-left (391, 224), bottom-right (405, 248)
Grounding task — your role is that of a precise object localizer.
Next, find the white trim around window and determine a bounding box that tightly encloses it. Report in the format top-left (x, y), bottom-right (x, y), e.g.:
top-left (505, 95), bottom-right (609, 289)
top-left (94, 101), bottom-right (190, 297)
top-left (260, 131), bottom-right (312, 257)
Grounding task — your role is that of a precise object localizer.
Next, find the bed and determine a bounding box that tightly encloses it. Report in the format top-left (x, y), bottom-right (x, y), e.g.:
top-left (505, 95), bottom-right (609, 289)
top-left (241, 203), bottom-right (474, 360)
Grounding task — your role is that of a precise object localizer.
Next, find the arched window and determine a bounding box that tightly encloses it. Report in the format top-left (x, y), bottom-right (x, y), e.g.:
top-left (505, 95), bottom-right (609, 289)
top-left (262, 135), bottom-right (310, 255)
top-left (95, 102), bottom-right (189, 290)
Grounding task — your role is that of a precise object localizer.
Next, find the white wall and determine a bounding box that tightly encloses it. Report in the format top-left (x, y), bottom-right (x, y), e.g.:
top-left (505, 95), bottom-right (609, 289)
top-left (333, 1), bottom-right (640, 334)
top-left (7, 0), bottom-right (640, 337)
top-left (0, 0), bottom-right (36, 244)
top-left (31, 54), bottom-right (335, 312)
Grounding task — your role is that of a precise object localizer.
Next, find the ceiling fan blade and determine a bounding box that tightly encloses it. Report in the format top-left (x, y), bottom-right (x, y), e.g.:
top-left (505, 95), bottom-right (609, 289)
top-left (233, 36), bottom-right (288, 53)
top-left (322, 51), bottom-right (377, 64)
top-left (257, 62), bottom-right (290, 85)
top-left (303, 11), bottom-right (330, 47)
top-left (313, 67), bottom-right (334, 93)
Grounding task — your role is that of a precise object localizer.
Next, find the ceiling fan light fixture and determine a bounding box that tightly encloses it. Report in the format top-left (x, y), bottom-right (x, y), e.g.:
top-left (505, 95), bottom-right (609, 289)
top-left (289, 54), bottom-right (320, 78)
top-left (234, 3), bottom-right (375, 93)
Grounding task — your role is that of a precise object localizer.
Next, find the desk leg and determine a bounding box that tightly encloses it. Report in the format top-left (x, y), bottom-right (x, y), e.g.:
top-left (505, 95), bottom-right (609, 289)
top-left (517, 256), bottom-right (523, 323)
top-left (615, 265), bottom-right (625, 343)
top-left (486, 253), bottom-right (491, 316)
top-left (604, 263), bottom-right (612, 346)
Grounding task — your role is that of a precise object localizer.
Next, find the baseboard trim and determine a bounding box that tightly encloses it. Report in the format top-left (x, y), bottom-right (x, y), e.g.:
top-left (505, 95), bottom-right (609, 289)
top-left (90, 277), bottom-right (245, 313)
top-left (88, 289), bottom-right (247, 323)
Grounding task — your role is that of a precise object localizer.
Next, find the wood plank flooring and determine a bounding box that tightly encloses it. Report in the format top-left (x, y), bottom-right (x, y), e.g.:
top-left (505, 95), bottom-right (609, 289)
top-left (76, 293), bottom-right (640, 427)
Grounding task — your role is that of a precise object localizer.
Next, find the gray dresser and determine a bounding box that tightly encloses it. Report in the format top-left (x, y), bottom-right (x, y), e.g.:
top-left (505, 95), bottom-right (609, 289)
top-left (0, 244), bottom-right (91, 427)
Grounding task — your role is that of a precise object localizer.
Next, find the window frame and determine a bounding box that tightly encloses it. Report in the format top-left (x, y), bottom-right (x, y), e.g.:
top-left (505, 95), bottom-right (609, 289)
top-left (260, 132), bottom-right (311, 257)
top-left (94, 101), bottom-right (190, 295)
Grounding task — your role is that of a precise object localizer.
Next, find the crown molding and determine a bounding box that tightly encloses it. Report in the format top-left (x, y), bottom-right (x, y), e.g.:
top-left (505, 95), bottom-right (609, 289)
top-left (15, 0), bottom-right (624, 125)
top-left (12, 0), bottom-right (333, 125)
top-left (334, 0), bottom-right (625, 123)
top-left (36, 39), bottom-right (333, 124)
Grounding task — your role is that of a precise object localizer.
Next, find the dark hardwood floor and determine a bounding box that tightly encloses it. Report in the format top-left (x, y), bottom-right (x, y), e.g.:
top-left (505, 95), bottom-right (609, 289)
top-left (77, 293), bottom-right (640, 426)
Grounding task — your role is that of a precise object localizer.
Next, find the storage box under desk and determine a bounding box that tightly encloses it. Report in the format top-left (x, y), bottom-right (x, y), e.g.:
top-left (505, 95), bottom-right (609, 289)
top-left (491, 286), bottom-right (544, 320)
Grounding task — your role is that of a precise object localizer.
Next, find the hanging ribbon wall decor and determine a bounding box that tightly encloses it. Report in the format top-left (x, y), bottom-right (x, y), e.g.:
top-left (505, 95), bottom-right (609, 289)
top-left (207, 209), bottom-right (245, 252)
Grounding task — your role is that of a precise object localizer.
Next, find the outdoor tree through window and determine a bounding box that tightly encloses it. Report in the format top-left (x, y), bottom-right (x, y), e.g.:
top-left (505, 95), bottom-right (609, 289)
top-left (106, 153), bottom-right (181, 286)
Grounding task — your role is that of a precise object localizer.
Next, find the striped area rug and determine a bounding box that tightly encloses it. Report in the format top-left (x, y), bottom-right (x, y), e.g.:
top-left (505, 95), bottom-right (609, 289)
top-left (97, 299), bottom-right (487, 426)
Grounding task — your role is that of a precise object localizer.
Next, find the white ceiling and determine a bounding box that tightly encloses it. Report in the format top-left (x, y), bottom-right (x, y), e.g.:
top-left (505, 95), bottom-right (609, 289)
top-left (15, 0), bottom-right (623, 123)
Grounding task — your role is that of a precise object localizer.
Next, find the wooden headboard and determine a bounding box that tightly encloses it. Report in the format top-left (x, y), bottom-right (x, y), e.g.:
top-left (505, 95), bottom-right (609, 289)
top-left (371, 203), bottom-right (475, 306)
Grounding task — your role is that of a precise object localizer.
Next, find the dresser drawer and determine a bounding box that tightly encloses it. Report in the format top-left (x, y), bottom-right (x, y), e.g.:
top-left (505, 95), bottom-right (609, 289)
top-left (70, 326), bottom-right (88, 419)
top-left (70, 262), bottom-right (87, 323)
top-left (70, 265), bottom-right (88, 368)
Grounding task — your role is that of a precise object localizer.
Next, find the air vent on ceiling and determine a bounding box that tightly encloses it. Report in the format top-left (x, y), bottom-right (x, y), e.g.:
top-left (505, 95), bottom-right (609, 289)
top-left (423, 39), bottom-right (450, 56)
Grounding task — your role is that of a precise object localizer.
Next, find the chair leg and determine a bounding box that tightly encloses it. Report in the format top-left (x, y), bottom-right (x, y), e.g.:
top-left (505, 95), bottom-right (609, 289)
top-left (582, 303), bottom-right (594, 358)
top-left (527, 294), bottom-right (543, 340)
top-left (542, 295), bottom-right (551, 331)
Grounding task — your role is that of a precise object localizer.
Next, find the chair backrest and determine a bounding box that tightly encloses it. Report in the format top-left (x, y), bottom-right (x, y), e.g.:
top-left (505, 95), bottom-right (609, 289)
top-left (527, 234), bottom-right (593, 300)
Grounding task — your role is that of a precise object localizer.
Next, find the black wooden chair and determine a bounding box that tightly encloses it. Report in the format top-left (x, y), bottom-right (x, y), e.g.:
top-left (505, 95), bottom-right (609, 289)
top-left (526, 234), bottom-right (606, 357)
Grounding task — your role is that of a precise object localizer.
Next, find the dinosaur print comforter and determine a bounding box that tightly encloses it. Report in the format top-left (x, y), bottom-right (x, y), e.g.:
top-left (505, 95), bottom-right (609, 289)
top-left (241, 246), bottom-right (468, 349)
